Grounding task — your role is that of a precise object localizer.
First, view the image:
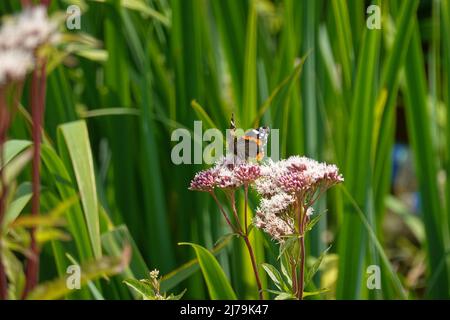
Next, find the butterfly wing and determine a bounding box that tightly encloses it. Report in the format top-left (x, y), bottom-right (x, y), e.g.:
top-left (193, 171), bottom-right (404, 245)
top-left (237, 127), bottom-right (270, 160)
top-left (227, 113), bottom-right (270, 162)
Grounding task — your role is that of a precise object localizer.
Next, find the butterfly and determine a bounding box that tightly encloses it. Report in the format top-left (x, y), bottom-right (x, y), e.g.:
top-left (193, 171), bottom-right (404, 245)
top-left (227, 113), bottom-right (270, 162)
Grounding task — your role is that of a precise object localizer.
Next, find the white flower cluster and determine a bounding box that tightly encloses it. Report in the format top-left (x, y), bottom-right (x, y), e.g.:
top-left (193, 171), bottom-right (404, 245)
top-left (253, 192), bottom-right (296, 242)
top-left (253, 211), bottom-right (295, 242)
top-left (0, 49), bottom-right (34, 85)
top-left (0, 6), bottom-right (59, 85)
top-left (252, 156), bottom-right (343, 242)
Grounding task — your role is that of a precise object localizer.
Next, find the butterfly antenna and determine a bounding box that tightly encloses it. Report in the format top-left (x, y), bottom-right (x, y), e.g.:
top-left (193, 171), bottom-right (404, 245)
top-left (230, 113), bottom-right (236, 130)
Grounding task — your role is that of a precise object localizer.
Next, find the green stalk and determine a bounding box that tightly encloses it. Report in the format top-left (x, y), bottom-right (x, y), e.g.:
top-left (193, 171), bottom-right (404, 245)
top-left (0, 87), bottom-right (9, 300)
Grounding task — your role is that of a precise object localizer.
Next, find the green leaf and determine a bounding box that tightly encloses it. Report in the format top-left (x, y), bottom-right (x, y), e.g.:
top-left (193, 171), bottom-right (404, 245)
top-left (166, 288), bottom-right (187, 300)
top-left (101, 225), bottom-right (149, 284)
top-left (251, 57), bottom-right (306, 128)
top-left (67, 253), bottom-right (105, 300)
top-left (27, 247), bottom-right (131, 300)
top-left (275, 292), bottom-right (296, 300)
top-left (305, 246), bottom-right (331, 287)
top-left (336, 0), bottom-right (382, 298)
top-left (306, 211), bottom-right (326, 232)
top-left (303, 288), bottom-right (330, 298)
top-left (2, 182), bottom-right (32, 233)
top-left (179, 242), bottom-right (237, 300)
top-left (261, 263), bottom-right (288, 292)
top-left (161, 235), bottom-right (232, 292)
top-left (191, 100), bottom-right (218, 130)
top-left (41, 144), bottom-right (94, 262)
top-left (123, 278), bottom-right (155, 299)
top-left (402, 21), bottom-right (450, 298)
top-left (2, 248), bottom-right (26, 300)
top-left (242, 0), bottom-right (258, 127)
top-left (58, 120), bottom-right (101, 258)
top-left (340, 185), bottom-right (407, 299)
top-left (1, 140), bottom-right (32, 168)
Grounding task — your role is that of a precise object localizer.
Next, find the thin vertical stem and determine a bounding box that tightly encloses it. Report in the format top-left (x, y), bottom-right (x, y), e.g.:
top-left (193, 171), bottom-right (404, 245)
top-left (23, 59), bottom-right (47, 297)
top-left (244, 184), bottom-right (249, 235)
top-left (228, 191), bottom-right (243, 231)
top-left (298, 234), bottom-right (306, 300)
top-left (0, 87), bottom-right (9, 300)
top-left (209, 191), bottom-right (238, 234)
top-left (242, 235), bottom-right (263, 300)
top-left (21, 0), bottom-right (31, 7)
top-left (290, 259), bottom-right (298, 295)
top-left (233, 189), bottom-right (263, 300)
top-left (295, 198), bottom-right (306, 300)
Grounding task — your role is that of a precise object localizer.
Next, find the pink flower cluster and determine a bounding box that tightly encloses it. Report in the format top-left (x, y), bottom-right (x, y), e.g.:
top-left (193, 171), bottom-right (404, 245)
top-left (252, 156), bottom-right (343, 242)
top-left (189, 157), bottom-right (261, 192)
top-left (189, 155), bottom-right (343, 242)
top-left (254, 156), bottom-right (343, 197)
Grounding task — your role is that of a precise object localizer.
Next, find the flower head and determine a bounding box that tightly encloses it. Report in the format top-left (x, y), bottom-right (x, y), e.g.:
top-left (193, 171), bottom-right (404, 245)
top-left (233, 162), bottom-right (261, 184)
top-left (253, 191), bottom-right (296, 242)
top-left (253, 159), bottom-right (284, 196)
top-left (149, 269), bottom-right (160, 279)
top-left (256, 156), bottom-right (344, 195)
top-left (258, 192), bottom-right (295, 216)
top-left (0, 6), bottom-right (59, 51)
top-left (190, 157), bottom-right (263, 192)
top-left (215, 165), bottom-right (240, 189)
top-left (0, 6), bottom-right (60, 86)
top-left (189, 168), bottom-right (217, 192)
top-left (252, 155), bottom-right (343, 240)
top-left (253, 211), bottom-right (294, 242)
top-left (0, 49), bottom-right (34, 85)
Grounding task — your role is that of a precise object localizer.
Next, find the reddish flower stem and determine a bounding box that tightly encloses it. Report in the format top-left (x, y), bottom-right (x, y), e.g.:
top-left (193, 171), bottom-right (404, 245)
top-left (209, 191), bottom-right (238, 234)
top-left (229, 190), bottom-right (263, 300)
top-left (297, 233), bottom-right (305, 300)
top-left (242, 234), bottom-right (263, 300)
top-left (228, 191), bottom-right (243, 232)
top-left (244, 184), bottom-right (249, 235)
top-left (23, 60), bottom-right (47, 298)
top-left (290, 259), bottom-right (297, 295)
top-left (296, 199), bottom-right (306, 300)
top-left (20, 0), bottom-right (31, 7)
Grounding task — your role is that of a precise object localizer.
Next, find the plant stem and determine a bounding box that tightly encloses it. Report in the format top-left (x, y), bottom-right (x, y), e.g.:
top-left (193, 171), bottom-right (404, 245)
top-left (242, 234), bottom-right (263, 300)
top-left (228, 191), bottom-right (243, 231)
top-left (290, 259), bottom-right (297, 295)
top-left (20, 0), bottom-right (31, 7)
top-left (244, 184), bottom-right (249, 235)
top-left (232, 189), bottom-right (263, 300)
top-left (0, 87), bottom-right (9, 300)
top-left (296, 199), bottom-right (306, 300)
top-left (24, 60), bottom-right (47, 298)
top-left (209, 191), bottom-right (238, 234)
top-left (297, 233), bottom-right (306, 300)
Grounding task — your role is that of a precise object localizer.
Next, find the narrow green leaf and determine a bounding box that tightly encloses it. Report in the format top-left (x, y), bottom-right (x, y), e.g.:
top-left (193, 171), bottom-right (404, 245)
top-left (261, 263), bottom-right (288, 292)
top-left (305, 246), bottom-right (331, 287)
top-left (58, 120), bottom-right (101, 258)
top-left (179, 242), bottom-right (237, 300)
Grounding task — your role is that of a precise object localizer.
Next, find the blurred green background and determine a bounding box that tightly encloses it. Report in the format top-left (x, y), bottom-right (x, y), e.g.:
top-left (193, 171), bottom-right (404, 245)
top-left (2, 0), bottom-right (450, 299)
